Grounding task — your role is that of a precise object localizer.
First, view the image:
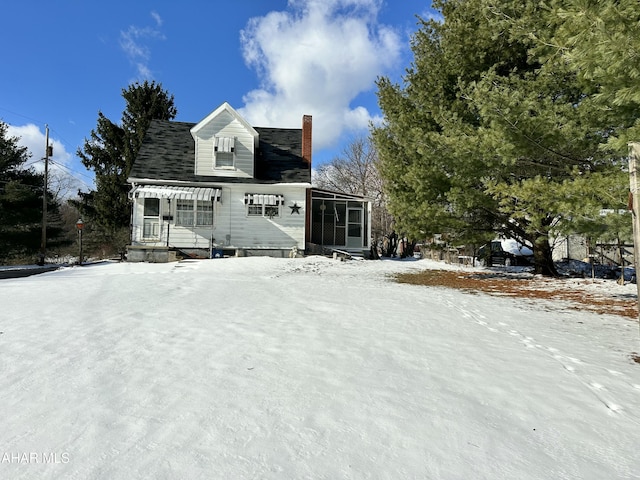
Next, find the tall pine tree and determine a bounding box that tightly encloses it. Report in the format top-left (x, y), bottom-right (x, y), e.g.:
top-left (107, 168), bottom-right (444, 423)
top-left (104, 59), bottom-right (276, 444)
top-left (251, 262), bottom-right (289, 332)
top-left (548, 0), bottom-right (640, 149)
top-left (77, 81), bottom-right (177, 251)
top-left (0, 121), bottom-right (46, 263)
top-left (373, 0), bottom-right (634, 275)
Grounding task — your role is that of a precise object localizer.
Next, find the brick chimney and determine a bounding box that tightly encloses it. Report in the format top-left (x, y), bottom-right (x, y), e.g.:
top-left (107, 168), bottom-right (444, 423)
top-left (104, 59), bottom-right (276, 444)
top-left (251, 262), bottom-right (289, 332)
top-left (302, 115), bottom-right (312, 168)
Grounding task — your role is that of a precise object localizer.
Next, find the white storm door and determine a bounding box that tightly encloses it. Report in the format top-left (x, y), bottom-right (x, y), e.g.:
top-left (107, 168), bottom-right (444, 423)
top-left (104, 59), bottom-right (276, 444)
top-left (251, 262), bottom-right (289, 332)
top-left (347, 207), bottom-right (363, 248)
top-left (142, 198), bottom-right (161, 240)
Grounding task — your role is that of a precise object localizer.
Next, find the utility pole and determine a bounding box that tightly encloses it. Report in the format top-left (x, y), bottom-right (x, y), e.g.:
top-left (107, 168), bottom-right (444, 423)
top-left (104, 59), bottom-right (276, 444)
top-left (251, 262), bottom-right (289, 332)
top-left (39, 125), bottom-right (50, 265)
top-left (628, 142), bottom-right (640, 329)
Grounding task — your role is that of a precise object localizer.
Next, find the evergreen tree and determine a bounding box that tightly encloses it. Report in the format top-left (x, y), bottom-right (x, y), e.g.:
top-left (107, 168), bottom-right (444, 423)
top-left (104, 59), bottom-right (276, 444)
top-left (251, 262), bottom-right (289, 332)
top-left (372, 0), bottom-right (634, 275)
top-left (77, 81), bottom-right (177, 252)
top-left (547, 0), bottom-right (640, 150)
top-left (0, 121), bottom-right (45, 263)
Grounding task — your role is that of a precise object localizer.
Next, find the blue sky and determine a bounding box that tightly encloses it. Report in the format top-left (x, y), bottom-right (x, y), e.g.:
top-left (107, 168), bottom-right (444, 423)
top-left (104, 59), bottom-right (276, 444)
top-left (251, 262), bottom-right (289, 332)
top-left (1, 0), bottom-right (435, 195)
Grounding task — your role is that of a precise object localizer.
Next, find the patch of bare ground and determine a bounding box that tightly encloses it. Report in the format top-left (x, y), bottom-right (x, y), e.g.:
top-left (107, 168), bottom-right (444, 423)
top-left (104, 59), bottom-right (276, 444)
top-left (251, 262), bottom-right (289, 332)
top-left (396, 269), bottom-right (638, 319)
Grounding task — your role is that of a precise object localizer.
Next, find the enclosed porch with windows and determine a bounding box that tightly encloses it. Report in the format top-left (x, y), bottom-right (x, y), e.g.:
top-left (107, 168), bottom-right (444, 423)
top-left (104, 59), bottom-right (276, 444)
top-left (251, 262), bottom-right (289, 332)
top-left (306, 189), bottom-right (372, 257)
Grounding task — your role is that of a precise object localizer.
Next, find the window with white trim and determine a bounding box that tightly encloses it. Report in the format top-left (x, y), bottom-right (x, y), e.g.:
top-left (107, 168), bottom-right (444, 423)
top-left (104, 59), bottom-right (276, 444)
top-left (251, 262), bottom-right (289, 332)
top-left (175, 199), bottom-right (194, 226)
top-left (175, 200), bottom-right (213, 226)
top-left (196, 200), bottom-right (213, 226)
top-left (214, 136), bottom-right (235, 169)
top-left (245, 193), bottom-right (284, 218)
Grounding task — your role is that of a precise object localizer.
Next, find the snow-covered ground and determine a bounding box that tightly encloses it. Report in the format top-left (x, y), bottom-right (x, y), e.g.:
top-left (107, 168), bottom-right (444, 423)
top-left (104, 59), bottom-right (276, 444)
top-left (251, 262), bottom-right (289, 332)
top-left (1, 256), bottom-right (639, 479)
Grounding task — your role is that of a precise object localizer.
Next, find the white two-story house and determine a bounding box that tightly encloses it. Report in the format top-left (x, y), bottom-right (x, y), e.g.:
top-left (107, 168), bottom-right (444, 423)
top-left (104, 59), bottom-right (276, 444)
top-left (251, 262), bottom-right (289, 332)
top-left (126, 102), bottom-right (371, 261)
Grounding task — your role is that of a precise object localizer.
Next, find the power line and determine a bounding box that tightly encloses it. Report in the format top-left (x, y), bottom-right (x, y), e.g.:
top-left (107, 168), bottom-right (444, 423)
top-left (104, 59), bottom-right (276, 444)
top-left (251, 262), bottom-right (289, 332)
top-left (5, 158), bottom-right (94, 191)
top-left (49, 159), bottom-right (94, 190)
top-left (0, 105), bottom-right (96, 190)
top-left (22, 159), bottom-right (42, 169)
top-left (0, 105), bottom-right (86, 151)
top-left (13, 157), bottom-right (94, 191)
top-left (0, 105), bottom-right (46, 125)
top-left (50, 159), bottom-right (92, 179)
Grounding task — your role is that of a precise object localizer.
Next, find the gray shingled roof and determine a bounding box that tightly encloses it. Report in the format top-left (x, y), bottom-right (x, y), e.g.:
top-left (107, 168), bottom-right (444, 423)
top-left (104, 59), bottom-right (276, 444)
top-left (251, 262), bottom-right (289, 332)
top-left (128, 119), bottom-right (311, 184)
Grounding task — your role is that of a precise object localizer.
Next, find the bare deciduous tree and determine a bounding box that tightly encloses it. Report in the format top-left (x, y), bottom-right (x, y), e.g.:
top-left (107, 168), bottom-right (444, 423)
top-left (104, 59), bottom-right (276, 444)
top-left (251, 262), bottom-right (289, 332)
top-left (313, 137), bottom-right (393, 247)
top-left (47, 169), bottom-right (78, 203)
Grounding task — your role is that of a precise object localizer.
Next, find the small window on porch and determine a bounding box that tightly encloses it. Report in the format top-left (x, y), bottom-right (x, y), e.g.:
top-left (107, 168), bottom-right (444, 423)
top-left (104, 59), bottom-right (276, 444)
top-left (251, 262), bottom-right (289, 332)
top-left (196, 201), bottom-right (213, 226)
top-left (175, 199), bottom-right (213, 226)
top-left (175, 199), bottom-right (194, 226)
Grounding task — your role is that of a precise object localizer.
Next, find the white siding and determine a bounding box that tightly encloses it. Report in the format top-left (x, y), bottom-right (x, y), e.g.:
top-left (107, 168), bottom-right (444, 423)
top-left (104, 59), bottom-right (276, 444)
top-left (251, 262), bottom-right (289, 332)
top-left (130, 184), bottom-right (308, 251)
top-left (193, 111), bottom-right (254, 178)
top-left (162, 225), bottom-right (214, 249)
top-left (218, 184), bottom-right (306, 250)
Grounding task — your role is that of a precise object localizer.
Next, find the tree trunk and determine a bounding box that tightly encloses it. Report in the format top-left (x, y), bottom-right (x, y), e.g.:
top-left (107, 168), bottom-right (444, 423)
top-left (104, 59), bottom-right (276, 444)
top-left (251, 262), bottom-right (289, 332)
top-left (617, 236), bottom-right (625, 285)
top-left (533, 233), bottom-right (558, 276)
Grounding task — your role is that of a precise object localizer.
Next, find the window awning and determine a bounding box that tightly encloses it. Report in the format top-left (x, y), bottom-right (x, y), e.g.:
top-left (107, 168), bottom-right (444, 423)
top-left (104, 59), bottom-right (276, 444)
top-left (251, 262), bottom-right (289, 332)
top-left (130, 185), bottom-right (221, 201)
top-left (215, 136), bottom-right (235, 153)
top-left (244, 193), bottom-right (284, 205)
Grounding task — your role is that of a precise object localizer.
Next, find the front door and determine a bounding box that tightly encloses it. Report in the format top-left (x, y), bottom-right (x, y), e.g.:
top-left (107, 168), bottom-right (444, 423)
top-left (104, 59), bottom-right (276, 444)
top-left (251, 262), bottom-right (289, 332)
top-left (142, 198), bottom-right (161, 240)
top-left (347, 207), bottom-right (363, 248)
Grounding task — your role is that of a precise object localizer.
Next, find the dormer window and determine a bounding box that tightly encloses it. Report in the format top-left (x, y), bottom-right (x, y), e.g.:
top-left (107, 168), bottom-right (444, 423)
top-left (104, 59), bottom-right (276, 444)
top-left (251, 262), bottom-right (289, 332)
top-left (214, 136), bottom-right (235, 169)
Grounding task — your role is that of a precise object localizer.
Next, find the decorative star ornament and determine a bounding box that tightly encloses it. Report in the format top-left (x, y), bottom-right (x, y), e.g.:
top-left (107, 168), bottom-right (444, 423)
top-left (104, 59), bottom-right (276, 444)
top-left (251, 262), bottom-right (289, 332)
top-left (289, 202), bottom-right (301, 215)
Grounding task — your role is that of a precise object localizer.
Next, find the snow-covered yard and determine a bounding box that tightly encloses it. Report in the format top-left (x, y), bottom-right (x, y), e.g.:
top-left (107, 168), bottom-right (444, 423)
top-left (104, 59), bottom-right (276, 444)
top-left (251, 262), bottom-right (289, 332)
top-left (1, 257), bottom-right (639, 479)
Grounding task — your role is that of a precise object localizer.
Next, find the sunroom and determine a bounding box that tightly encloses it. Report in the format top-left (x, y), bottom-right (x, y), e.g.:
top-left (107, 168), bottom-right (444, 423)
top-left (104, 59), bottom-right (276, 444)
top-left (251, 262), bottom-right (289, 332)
top-left (307, 189), bottom-right (372, 256)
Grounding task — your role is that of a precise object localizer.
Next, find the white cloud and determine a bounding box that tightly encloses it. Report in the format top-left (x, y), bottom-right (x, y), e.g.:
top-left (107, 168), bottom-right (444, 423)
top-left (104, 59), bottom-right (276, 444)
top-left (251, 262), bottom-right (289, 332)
top-left (7, 124), bottom-right (54, 170)
top-left (119, 12), bottom-right (165, 80)
top-left (420, 9), bottom-right (444, 24)
top-left (238, 0), bottom-right (401, 150)
top-left (7, 124), bottom-right (90, 197)
top-left (151, 11), bottom-right (163, 27)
